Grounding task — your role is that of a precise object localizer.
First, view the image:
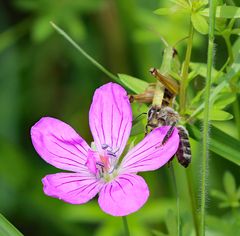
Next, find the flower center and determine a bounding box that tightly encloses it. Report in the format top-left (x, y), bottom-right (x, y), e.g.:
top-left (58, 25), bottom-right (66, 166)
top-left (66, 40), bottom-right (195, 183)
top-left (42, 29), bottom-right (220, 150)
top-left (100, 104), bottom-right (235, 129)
top-left (85, 144), bottom-right (119, 181)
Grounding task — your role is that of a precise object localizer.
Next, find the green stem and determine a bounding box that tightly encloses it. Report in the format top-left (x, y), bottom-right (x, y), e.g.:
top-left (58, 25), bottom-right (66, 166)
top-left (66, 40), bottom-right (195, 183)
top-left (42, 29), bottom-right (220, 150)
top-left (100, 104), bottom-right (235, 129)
top-left (50, 22), bottom-right (120, 83)
top-left (122, 216), bottom-right (130, 236)
top-left (200, 1), bottom-right (217, 236)
top-left (180, 21), bottom-right (194, 115)
top-left (178, 11), bottom-right (200, 236)
top-left (169, 163), bottom-right (180, 236)
top-left (233, 96), bottom-right (240, 139)
top-left (186, 168), bottom-right (200, 236)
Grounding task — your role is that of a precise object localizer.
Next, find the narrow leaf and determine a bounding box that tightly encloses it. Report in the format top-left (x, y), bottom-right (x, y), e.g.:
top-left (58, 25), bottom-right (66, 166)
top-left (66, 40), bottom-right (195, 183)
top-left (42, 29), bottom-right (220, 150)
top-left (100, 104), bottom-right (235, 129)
top-left (198, 108), bottom-right (233, 121)
top-left (118, 74), bottom-right (149, 94)
top-left (223, 171), bottom-right (236, 196)
top-left (187, 124), bottom-right (240, 165)
top-left (0, 213), bottom-right (24, 236)
top-left (214, 93), bottom-right (236, 109)
top-left (191, 13), bottom-right (209, 34)
top-left (210, 109), bottom-right (233, 120)
top-left (210, 189), bottom-right (228, 201)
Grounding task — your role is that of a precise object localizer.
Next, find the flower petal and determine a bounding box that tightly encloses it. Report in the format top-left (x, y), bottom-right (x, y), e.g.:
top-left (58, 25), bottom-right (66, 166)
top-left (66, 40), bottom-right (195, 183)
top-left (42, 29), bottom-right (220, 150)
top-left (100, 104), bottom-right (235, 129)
top-left (98, 174), bottom-right (149, 216)
top-left (42, 172), bottom-right (103, 204)
top-left (89, 83), bottom-right (132, 158)
top-left (120, 126), bottom-right (180, 173)
top-left (31, 117), bottom-right (90, 172)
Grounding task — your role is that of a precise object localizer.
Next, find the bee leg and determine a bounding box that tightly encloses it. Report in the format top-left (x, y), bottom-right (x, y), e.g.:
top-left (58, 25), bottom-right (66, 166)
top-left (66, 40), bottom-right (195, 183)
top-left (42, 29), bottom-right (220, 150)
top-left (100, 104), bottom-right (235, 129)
top-left (162, 123), bottom-right (176, 145)
top-left (145, 124), bottom-right (148, 136)
top-left (155, 122), bottom-right (176, 148)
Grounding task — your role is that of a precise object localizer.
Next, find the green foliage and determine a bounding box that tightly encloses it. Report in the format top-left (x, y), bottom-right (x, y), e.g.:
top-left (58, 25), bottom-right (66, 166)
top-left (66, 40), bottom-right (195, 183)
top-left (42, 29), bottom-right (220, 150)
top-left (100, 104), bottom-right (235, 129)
top-left (188, 124), bottom-right (240, 165)
top-left (14, 0), bottom-right (103, 42)
top-left (118, 74), bottom-right (149, 94)
top-left (201, 6), bottom-right (240, 18)
top-left (1, 0), bottom-right (240, 235)
top-left (211, 171), bottom-right (240, 208)
top-left (191, 12), bottom-right (209, 34)
top-left (206, 212), bottom-right (240, 236)
top-left (0, 213), bottom-right (23, 236)
top-left (61, 199), bottom-right (175, 236)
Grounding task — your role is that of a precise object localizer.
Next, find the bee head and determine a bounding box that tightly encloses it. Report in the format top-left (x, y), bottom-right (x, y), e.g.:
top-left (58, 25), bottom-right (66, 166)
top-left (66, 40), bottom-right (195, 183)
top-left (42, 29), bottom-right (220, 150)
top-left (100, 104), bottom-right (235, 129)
top-left (147, 105), bottom-right (161, 128)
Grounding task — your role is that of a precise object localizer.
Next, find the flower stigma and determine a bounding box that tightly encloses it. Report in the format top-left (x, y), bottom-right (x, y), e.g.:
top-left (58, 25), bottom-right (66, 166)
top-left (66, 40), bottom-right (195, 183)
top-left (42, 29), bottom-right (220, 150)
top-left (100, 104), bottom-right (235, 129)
top-left (85, 144), bottom-right (120, 182)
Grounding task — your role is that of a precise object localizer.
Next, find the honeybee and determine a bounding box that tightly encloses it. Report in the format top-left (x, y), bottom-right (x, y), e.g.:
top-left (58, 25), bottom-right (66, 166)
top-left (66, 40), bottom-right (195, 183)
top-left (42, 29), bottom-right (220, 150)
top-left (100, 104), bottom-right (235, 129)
top-left (146, 68), bottom-right (192, 168)
top-left (147, 105), bottom-right (191, 167)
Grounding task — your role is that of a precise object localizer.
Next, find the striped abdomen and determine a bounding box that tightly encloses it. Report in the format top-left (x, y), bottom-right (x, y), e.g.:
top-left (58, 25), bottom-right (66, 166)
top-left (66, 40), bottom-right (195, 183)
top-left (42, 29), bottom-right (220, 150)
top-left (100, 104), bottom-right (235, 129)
top-left (176, 126), bottom-right (191, 168)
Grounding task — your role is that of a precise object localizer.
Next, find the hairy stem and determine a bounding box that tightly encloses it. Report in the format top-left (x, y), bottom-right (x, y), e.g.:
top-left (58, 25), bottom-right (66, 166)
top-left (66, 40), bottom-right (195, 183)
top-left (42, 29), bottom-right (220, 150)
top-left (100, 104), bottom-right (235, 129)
top-left (50, 22), bottom-right (120, 83)
top-left (180, 21), bottom-right (194, 114)
top-left (169, 163), bottom-right (181, 236)
top-left (200, 1), bottom-right (217, 235)
top-left (122, 216), bottom-right (130, 236)
top-left (178, 12), bottom-right (200, 236)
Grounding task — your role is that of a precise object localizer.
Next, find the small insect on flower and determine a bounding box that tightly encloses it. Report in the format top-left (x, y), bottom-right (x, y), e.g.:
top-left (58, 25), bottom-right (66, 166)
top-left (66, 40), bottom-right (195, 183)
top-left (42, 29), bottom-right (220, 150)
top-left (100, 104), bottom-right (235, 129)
top-left (31, 83), bottom-right (179, 216)
top-left (147, 68), bottom-right (192, 168)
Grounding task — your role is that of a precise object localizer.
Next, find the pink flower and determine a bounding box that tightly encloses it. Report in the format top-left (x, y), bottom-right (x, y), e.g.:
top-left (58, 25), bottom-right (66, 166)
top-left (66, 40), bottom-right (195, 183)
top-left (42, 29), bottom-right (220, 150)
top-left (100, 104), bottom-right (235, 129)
top-left (31, 83), bottom-right (179, 216)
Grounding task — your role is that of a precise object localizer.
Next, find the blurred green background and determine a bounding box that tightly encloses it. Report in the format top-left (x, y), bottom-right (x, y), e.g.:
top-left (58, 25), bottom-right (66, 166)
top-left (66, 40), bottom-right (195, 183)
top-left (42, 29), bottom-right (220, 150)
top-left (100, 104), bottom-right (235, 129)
top-left (0, 0), bottom-right (240, 236)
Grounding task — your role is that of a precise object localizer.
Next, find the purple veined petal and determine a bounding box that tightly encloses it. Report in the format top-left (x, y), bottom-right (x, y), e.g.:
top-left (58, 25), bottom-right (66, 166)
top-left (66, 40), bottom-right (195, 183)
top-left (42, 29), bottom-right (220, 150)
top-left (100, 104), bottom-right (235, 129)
top-left (98, 173), bottom-right (149, 216)
top-left (42, 172), bottom-right (104, 204)
top-left (119, 126), bottom-right (180, 173)
top-left (31, 117), bottom-right (91, 172)
top-left (89, 83), bottom-right (132, 158)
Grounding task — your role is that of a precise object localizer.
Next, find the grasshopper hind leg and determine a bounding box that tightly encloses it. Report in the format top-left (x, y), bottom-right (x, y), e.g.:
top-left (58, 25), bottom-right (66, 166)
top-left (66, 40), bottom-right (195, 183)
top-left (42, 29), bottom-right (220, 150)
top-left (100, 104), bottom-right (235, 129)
top-left (176, 126), bottom-right (191, 168)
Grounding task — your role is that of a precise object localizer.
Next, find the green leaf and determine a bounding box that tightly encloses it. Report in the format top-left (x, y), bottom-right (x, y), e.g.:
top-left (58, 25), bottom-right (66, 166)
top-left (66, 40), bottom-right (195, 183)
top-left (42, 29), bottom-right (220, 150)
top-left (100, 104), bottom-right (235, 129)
top-left (118, 74), bottom-right (149, 94)
top-left (188, 124), bottom-right (240, 165)
top-left (201, 6), bottom-right (240, 18)
top-left (154, 7), bottom-right (174, 15)
top-left (14, 0), bottom-right (39, 11)
top-left (189, 62), bottom-right (224, 83)
top-left (198, 108), bottom-right (233, 121)
top-left (64, 17), bottom-right (85, 41)
top-left (210, 189), bottom-right (227, 201)
top-left (131, 121), bottom-right (145, 136)
top-left (170, 0), bottom-right (190, 9)
top-left (154, 6), bottom-right (188, 16)
top-left (231, 28), bottom-right (240, 36)
top-left (213, 93), bottom-right (236, 109)
top-left (191, 12), bottom-right (208, 34)
top-left (206, 214), bottom-right (240, 235)
top-left (223, 171), bottom-right (236, 196)
top-left (0, 213), bottom-right (24, 236)
top-left (165, 210), bottom-right (178, 236)
top-left (211, 109), bottom-right (233, 120)
top-left (32, 17), bottom-right (53, 42)
top-left (210, 126), bottom-right (240, 165)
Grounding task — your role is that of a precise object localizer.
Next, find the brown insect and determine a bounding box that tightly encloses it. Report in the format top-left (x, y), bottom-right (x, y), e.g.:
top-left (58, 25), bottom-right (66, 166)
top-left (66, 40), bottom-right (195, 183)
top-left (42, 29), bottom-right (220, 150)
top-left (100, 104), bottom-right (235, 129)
top-left (146, 68), bottom-right (192, 168)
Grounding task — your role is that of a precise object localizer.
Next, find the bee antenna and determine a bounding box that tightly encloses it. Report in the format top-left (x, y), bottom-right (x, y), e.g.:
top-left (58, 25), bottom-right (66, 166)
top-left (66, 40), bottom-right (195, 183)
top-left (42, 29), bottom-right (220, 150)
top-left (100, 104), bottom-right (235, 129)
top-left (133, 112), bottom-right (147, 123)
